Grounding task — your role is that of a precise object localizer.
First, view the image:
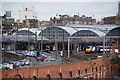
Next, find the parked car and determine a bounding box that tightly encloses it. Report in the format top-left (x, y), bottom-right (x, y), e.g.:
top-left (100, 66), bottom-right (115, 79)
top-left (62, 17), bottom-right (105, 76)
top-left (9, 61), bottom-right (17, 68)
top-left (16, 51), bottom-right (22, 54)
top-left (24, 60), bottom-right (30, 65)
top-left (0, 64), bottom-right (2, 70)
top-left (14, 61), bottom-right (21, 67)
top-left (28, 51), bottom-right (37, 57)
top-left (48, 56), bottom-right (56, 61)
top-left (36, 56), bottom-right (47, 62)
top-left (19, 60), bottom-right (25, 66)
top-left (21, 51), bottom-right (29, 56)
top-left (40, 53), bottom-right (49, 58)
top-left (8, 63), bottom-right (14, 69)
top-left (3, 63), bottom-right (10, 69)
top-left (7, 51), bottom-right (16, 54)
top-left (9, 61), bottom-right (16, 64)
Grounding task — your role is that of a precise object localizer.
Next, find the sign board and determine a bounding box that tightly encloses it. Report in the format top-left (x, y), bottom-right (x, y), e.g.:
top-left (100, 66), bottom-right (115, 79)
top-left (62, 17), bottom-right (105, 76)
top-left (115, 49), bottom-right (119, 53)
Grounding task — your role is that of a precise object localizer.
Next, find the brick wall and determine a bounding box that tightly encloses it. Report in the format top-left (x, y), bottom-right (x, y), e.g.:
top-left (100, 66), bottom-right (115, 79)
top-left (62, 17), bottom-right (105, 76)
top-left (112, 63), bottom-right (120, 77)
top-left (1, 58), bottom-right (111, 79)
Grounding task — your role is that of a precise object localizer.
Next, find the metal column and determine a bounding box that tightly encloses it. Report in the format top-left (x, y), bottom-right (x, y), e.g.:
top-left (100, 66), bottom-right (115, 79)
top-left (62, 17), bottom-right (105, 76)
top-left (68, 38), bottom-right (70, 58)
top-left (103, 36), bottom-right (105, 57)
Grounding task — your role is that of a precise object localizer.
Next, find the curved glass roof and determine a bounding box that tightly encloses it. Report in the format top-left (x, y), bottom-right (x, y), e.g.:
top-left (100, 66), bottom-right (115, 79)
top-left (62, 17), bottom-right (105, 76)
top-left (58, 26), bottom-right (78, 35)
top-left (71, 28), bottom-right (105, 37)
top-left (11, 25), bottom-right (119, 42)
top-left (106, 27), bottom-right (120, 36)
top-left (39, 26), bottom-right (77, 35)
top-left (16, 30), bottom-right (35, 35)
top-left (66, 24), bottom-right (118, 34)
top-left (71, 30), bottom-right (99, 37)
top-left (39, 26), bottom-right (75, 40)
top-left (14, 28), bottom-right (45, 35)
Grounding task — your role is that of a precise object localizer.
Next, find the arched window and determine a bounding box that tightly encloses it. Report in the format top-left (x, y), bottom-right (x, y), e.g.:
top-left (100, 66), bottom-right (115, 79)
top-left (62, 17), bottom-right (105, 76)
top-left (25, 16), bottom-right (27, 19)
top-left (78, 70), bottom-right (80, 76)
top-left (46, 74), bottom-right (51, 80)
top-left (59, 73), bottom-right (62, 79)
top-left (85, 69), bottom-right (87, 74)
top-left (96, 67), bottom-right (97, 72)
top-left (110, 66), bottom-right (112, 71)
top-left (32, 76), bottom-right (37, 80)
top-left (14, 74), bottom-right (22, 80)
top-left (69, 71), bottom-right (72, 77)
top-left (92, 66), bottom-right (94, 72)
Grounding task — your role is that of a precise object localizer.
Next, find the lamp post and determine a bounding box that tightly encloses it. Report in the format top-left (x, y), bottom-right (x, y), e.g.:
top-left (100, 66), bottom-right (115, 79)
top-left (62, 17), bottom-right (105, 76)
top-left (55, 30), bottom-right (58, 59)
top-left (26, 19), bottom-right (32, 63)
top-left (62, 29), bottom-right (64, 56)
top-left (26, 19), bottom-right (30, 51)
top-left (41, 27), bottom-right (43, 54)
top-left (14, 36), bottom-right (16, 52)
top-left (68, 37), bottom-right (70, 58)
top-left (35, 32), bottom-right (37, 50)
top-left (54, 18), bottom-right (58, 59)
top-left (103, 36), bottom-right (105, 57)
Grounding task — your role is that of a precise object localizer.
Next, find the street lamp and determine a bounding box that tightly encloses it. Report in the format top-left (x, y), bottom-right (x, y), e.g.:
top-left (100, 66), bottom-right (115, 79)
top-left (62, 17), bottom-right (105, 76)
top-left (62, 29), bottom-right (64, 57)
top-left (68, 37), bottom-right (70, 58)
top-left (35, 32), bottom-right (37, 50)
top-left (55, 30), bottom-right (58, 59)
top-left (26, 19), bottom-right (30, 52)
top-left (103, 36), bottom-right (105, 57)
top-left (40, 27), bottom-right (43, 54)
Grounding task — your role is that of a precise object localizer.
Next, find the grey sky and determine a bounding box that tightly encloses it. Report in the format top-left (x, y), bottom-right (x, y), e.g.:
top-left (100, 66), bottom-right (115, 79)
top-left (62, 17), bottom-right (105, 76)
top-left (1, 2), bottom-right (118, 21)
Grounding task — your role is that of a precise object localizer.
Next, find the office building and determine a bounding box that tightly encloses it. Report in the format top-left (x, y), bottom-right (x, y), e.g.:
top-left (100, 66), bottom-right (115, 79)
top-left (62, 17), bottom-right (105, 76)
top-left (19, 7), bottom-right (37, 22)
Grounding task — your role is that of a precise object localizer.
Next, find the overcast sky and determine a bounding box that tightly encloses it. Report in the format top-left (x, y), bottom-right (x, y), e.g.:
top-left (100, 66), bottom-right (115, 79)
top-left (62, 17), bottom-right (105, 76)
top-left (1, 2), bottom-right (119, 21)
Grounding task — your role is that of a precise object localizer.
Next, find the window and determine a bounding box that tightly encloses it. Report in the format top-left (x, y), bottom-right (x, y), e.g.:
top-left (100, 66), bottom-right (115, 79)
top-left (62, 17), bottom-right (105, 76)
top-left (110, 66), bottom-right (112, 71)
top-left (85, 69), bottom-right (87, 74)
top-left (25, 16), bottom-right (27, 19)
top-left (69, 71), bottom-right (72, 77)
top-left (26, 8), bottom-right (28, 11)
top-left (46, 74), bottom-right (51, 80)
top-left (96, 67), bottom-right (97, 72)
top-left (32, 76), bottom-right (37, 80)
top-left (59, 73), bottom-right (62, 79)
top-left (78, 70), bottom-right (80, 76)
